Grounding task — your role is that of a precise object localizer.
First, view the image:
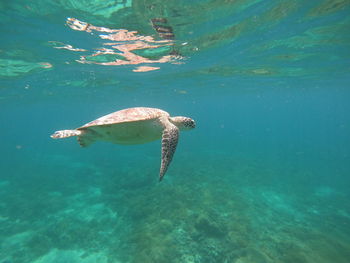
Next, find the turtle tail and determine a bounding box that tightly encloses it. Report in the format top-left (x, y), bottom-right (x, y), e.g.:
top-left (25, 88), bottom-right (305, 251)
top-left (50, 129), bottom-right (82, 139)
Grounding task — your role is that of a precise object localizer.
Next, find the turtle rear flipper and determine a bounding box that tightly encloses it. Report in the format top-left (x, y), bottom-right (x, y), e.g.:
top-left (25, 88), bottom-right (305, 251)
top-left (51, 129), bottom-right (81, 139)
top-left (77, 131), bottom-right (97, 147)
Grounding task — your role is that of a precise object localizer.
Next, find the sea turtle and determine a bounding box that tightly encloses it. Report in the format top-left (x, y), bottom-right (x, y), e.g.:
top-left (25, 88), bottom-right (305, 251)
top-left (51, 107), bottom-right (195, 181)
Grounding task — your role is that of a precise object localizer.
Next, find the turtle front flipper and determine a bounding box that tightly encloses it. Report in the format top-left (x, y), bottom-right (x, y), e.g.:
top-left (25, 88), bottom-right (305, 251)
top-left (159, 122), bottom-right (179, 181)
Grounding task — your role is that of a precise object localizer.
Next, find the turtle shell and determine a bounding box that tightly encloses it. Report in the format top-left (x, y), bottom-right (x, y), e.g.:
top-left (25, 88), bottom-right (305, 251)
top-left (79, 107), bottom-right (169, 129)
top-left (76, 107), bottom-right (170, 145)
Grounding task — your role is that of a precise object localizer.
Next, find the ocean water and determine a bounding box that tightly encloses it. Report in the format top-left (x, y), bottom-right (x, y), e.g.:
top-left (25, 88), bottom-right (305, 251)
top-left (1, 1), bottom-right (350, 262)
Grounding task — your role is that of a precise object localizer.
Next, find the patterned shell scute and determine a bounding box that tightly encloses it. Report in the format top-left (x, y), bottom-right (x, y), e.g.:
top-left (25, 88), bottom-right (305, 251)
top-left (79, 107), bottom-right (169, 128)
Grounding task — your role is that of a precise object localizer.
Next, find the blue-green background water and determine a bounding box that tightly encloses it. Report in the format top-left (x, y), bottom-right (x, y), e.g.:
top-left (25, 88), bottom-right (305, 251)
top-left (1, 1), bottom-right (350, 262)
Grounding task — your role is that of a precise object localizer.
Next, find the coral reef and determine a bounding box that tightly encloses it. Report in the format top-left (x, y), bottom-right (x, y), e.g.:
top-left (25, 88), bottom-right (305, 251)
top-left (1, 153), bottom-right (350, 262)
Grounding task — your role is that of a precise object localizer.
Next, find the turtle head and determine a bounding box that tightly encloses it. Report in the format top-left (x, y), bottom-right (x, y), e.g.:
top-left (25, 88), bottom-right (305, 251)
top-left (170, 116), bottom-right (196, 130)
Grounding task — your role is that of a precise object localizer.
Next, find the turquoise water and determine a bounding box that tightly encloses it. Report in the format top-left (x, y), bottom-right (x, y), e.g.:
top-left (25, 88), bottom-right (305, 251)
top-left (1, 1), bottom-right (350, 262)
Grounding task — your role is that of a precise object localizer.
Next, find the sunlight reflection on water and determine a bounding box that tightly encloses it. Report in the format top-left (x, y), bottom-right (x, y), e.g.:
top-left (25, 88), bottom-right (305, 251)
top-left (60, 17), bottom-right (182, 72)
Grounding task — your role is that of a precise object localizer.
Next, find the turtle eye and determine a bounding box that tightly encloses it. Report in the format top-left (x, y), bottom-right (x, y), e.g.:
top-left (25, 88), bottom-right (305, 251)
top-left (191, 120), bottom-right (196, 128)
top-left (186, 118), bottom-right (195, 128)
